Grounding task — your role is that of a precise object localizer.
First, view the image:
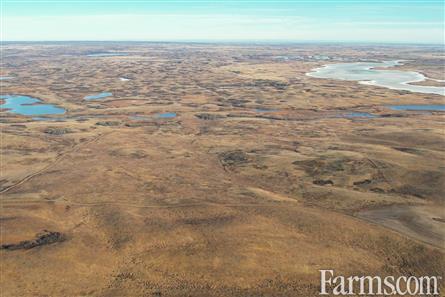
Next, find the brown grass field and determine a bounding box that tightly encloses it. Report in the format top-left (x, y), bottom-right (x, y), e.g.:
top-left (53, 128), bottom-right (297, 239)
top-left (0, 42), bottom-right (444, 296)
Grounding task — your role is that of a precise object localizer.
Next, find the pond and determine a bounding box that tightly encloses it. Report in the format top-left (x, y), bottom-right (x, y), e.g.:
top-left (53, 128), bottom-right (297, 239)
top-left (343, 112), bottom-right (378, 118)
top-left (255, 108), bottom-right (278, 113)
top-left (0, 95), bottom-right (66, 116)
top-left (307, 60), bottom-right (445, 96)
top-left (389, 105), bottom-right (445, 111)
top-left (84, 92), bottom-right (113, 100)
top-left (156, 112), bottom-right (177, 118)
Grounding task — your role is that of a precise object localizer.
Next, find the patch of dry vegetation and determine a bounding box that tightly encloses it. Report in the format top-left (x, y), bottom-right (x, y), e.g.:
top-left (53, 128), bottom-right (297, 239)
top-left (1, 43), bottom-right (444, 296)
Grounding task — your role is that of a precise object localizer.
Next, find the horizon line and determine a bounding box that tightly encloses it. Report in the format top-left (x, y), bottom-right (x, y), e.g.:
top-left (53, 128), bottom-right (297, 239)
top-left (2, 39), bottom-right (444, 46)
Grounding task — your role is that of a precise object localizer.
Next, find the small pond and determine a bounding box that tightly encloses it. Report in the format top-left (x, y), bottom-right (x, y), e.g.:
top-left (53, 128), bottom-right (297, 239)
top-left (156, 112), bottom-right (177, 118)
top-left (84, 92), bottom-right (113, 100)
top-left (0, 95), bottom-right (66, 116)
top-left (343, 112), bottom-right (378, 118)
top-left (255, 108), bottom-right (278, 113)
top-left (389, 105), bottom-right (445, 111)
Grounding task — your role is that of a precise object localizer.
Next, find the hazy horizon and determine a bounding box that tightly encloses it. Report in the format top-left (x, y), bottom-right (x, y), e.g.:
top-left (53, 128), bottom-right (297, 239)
top-left (2, 0), bottom-right (444, 44)
top-left (2, 40), bottom-right (444, 46)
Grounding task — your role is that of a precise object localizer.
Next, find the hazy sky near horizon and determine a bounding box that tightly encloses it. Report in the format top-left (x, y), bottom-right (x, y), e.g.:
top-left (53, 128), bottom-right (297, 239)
top-left (2, 0), bottom-right (444, 43)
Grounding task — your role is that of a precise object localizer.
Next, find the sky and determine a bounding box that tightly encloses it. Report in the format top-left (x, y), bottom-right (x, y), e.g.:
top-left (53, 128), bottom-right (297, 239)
top-left (1, 0), bottom-right (444, 44)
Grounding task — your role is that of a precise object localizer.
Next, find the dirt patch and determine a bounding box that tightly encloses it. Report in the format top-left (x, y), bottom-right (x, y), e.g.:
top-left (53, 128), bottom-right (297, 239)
top-left (356, 205), bottom-right (445, 248)
top-left (247, 187), bottom-right (298, 203)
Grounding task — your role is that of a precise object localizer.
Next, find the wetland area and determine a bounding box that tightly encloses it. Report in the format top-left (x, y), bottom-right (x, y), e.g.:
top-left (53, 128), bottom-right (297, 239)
top-left (0, 42), bottom-right (444, 297)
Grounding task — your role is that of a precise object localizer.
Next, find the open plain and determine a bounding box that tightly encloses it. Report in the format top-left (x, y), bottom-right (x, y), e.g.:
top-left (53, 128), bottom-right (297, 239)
top-left (0, 42), bottom-right (444, 296)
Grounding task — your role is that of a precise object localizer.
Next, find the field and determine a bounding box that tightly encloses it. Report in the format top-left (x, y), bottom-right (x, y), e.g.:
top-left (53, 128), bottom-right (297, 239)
top-left (1, 42), bottom-right (444, 296)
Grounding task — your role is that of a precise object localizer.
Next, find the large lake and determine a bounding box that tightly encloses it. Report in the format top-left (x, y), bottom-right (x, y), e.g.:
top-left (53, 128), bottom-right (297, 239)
top-left (0, 95), bottom-right (66, 115)
top-left (307, 60), bottom-right (445, 96)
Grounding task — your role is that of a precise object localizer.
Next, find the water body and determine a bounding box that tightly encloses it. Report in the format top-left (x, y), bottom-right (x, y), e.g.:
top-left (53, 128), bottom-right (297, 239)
top-left (84, 92), bottom-right (113, 100)
top-left (389, 105), bottom-right (445, 111)
top-left (87, 53), bottom-right (128, 57)
top-left (0, 76), bottom-right (13, 80)
top-left (255, 108), bottom-right (278, 113)
top-left (130, 113), bottom-right (176, 120)
top-left (0, 95), bottom-right (66, 116)
top-left (307, 60), bottom-right (445, 96)
top-left (156, 112), bottom-right (176, 118)
top-left (343, 112), bottom-right (378, 118)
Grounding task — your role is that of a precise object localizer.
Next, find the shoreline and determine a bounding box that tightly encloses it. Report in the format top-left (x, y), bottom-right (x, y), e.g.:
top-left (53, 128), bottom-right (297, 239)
top-left (306, 60), bottom-right (445, 96)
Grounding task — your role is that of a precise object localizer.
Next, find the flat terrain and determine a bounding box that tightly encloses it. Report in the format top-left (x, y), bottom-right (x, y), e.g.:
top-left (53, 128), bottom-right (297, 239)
top-left (1, 43), bottom-right (444, 296)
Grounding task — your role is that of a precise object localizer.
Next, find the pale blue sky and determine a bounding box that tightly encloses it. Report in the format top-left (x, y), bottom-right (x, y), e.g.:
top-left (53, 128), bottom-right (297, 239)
top-left (2, 0), bottom-right (444, 43)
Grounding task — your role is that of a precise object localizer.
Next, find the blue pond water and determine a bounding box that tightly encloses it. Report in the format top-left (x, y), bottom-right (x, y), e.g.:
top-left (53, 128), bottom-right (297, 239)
top-left (130, 113), bottom-right (176, 120)
top-left (307, 61), bottom-right (445, 96)
top-left (84, 92), bottom-right (113, 100)
top-left (156, 112), bottom-right (176, 118)
top-left (389, 105), bottom-right (445, 111)
top-left (344, 112), bottom-right (378, 118)
top-left (0, 95), bottom-right (66, 116)
top-left (255, 108), bottom-right (278, 113)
